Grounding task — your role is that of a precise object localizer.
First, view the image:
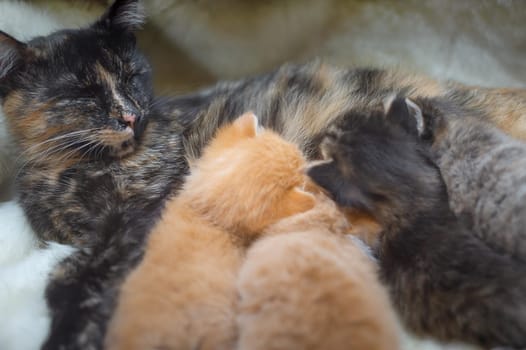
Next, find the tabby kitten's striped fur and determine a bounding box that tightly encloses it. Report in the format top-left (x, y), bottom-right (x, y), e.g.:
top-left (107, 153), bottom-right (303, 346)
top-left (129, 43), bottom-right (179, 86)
top-left (417, 97), bottom-right (526, 263)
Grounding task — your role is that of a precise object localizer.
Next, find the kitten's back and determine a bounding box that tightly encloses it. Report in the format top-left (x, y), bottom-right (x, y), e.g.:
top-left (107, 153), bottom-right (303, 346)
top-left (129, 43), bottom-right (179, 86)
top-left (238, 193), bottom-right (400, 350)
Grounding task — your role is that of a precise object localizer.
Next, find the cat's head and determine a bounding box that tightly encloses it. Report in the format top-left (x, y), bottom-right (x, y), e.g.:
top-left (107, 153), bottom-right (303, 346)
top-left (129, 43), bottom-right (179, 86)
top-left (307, 97), bottom-right (445, 231)
top-left (182, 112), bottom-right (317, 240)
top-left (0, 0), bottom-right (152, 162)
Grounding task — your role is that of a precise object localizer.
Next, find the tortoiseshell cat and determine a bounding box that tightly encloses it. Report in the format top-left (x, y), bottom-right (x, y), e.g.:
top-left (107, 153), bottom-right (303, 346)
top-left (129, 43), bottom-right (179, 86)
top-left (2, 0), bottom-right (526, 348)
top-left (308, 98), bottom-right (526, 348)
top-left (1, 1), bottom-right (188, 348)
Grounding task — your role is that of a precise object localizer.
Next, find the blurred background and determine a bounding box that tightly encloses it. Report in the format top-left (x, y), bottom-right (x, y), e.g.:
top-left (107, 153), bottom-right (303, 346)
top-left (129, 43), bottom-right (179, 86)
top-left (7, 0), bottom-right (526, 95)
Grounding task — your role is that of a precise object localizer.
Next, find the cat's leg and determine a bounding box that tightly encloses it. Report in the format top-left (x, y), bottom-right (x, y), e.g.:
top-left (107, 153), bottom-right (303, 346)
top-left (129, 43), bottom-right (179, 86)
top-left (236, 231), bottom-right (400, 350)
top-left (42, 239), bottom-right (142, 350)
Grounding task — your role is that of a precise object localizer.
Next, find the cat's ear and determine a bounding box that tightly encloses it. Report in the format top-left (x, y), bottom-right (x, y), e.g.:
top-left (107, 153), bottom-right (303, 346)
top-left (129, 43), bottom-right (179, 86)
top-left (280, 187), bottom-right (316, 217)
top-left (383, 95), bottom-right (424, 136)
top-left (405, 98), bottom-right (425, 135)
top-left (0, 31), bottom-right (26, 81)
top-left (94, 0), bottom-right (145, 32)
top-left (307, 159), bottom-right (374, 214)
top-left (233, 112), bottom-right (259, 138)
top-left (306, 159), bottom-right (339, 198)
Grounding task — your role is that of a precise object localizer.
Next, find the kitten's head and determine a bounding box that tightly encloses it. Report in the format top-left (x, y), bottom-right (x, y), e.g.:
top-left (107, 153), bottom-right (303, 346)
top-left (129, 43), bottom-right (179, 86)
top-left (0, 0), bottom-right (152, 162)
top-left (307, 97), bottom-right (445, 231)
top-left (182, 112), bottom-right (317, 240)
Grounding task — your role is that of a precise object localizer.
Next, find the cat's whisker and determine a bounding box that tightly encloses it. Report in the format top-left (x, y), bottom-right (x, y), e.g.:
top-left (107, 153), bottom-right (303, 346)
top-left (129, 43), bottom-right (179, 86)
top-left (15, 128), bottom-right (104, 163)
top-left (21, 138), bottom-right (90, 165)
top-left (14, 134), bottom-right (104, 180)
top-left (95, 144), bottom-right (107, 160)
top-left (19, 128), bottom-right (103, 152)
top-left (55, 134), bottom-right (107, 162)
top-left (148, 99), bottom-right (166, 109)
top-left (55, 139), bottom-right (101, 165)
top-left (14, 139), bottom-right (84, 178)
top-left (75, 140), bottom-right (105, 164)
top-left (26, 131), bottom-right (102, 161)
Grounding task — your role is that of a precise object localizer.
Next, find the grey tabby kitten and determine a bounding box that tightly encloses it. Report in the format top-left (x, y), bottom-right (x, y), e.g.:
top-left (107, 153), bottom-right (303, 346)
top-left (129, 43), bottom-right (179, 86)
top-left (417, 98), bottom-right (526, 263)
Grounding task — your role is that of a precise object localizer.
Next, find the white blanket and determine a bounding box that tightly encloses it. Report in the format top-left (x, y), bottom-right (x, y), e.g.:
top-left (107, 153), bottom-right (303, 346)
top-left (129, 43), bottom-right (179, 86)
top-left (0, 201), bottom-right (74, 350)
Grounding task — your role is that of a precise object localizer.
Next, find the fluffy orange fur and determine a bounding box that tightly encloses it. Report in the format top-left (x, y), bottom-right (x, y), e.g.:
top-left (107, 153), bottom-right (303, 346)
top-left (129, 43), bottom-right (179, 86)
top-left (237, 194), bottom-right (401, 350)
top-left (105, 112), bottom-right (316, 350)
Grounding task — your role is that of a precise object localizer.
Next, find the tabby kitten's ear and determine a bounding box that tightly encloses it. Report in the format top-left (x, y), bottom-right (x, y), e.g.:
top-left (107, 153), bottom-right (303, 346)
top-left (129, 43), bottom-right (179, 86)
top-left (383, 96), bottom-right (424, 137)
top-left (94, 0), bottom-right (145, 32)
top-left (0, 31), bottom-right (26, 81)
top-left (233, 112), bottom-right (260, 138)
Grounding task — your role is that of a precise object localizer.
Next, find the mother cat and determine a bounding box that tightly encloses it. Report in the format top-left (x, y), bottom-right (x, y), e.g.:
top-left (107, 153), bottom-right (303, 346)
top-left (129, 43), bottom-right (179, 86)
top-left (1, 0), bottom-right (526, 349)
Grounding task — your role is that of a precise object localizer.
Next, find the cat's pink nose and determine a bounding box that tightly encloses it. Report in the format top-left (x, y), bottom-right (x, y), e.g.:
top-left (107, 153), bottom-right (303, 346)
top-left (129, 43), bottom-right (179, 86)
top-left (122, 113), bottom-right (136, 129)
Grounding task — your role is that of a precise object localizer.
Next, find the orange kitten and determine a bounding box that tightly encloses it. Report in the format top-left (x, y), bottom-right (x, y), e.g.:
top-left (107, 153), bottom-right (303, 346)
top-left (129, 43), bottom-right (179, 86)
top-left (237, 193), bottom-right (401, 350)
top-left (105, 112), bottom-right (316, 350)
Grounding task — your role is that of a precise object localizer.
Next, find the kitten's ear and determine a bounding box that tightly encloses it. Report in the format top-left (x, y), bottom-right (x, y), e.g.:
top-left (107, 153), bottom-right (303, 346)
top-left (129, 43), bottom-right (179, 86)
top-left (307, 160), bottom-right (374, 214)
top-left (0, 31), bottom-right (26, 81)
top-left (405, 98), bottom-right (425, 136)
top-left (306, 159), bottom-right (339, 196)
top-left (280, 187), bottom-right (316, 217)
top-left (383, 96), bottom-right (424, 136)
top-left (233, 112), bottom-right (259, 138)
top-left (94, 0), bottom-right (145, 32)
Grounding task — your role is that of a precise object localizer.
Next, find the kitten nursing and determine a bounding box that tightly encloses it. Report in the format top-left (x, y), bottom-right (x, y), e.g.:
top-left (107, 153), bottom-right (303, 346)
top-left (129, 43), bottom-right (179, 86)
top-left (106, 113), bottom-right (400, 350)
top-left (309, 97), bottom-right (526, 348)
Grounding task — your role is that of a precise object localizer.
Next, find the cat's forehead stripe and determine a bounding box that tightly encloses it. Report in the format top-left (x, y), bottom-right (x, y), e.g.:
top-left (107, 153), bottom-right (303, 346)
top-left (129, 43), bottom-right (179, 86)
top-left (95, 62), bottom-right (127, 114)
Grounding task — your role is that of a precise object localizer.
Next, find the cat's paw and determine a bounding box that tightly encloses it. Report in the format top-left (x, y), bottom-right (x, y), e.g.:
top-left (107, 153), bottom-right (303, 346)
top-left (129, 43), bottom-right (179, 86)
top-left (45, 248), bottom-right (90, 310)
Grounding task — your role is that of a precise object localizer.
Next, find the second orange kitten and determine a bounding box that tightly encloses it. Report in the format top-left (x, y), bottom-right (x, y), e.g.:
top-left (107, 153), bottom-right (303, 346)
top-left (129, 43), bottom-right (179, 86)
top-left (237, 193), bottom-right (400, 350)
